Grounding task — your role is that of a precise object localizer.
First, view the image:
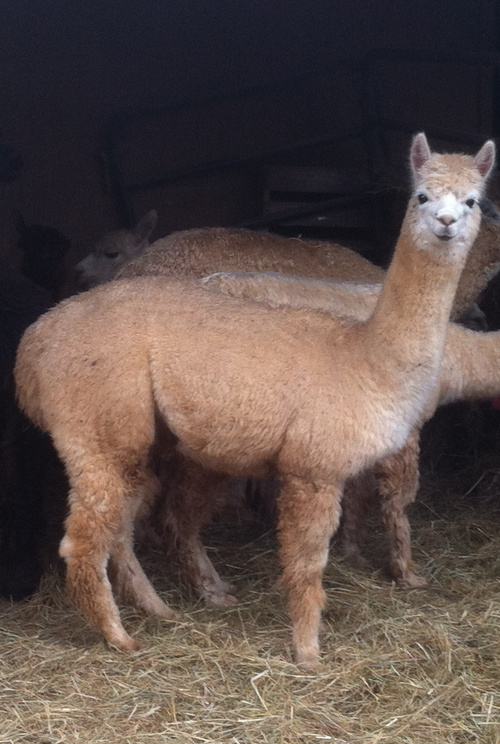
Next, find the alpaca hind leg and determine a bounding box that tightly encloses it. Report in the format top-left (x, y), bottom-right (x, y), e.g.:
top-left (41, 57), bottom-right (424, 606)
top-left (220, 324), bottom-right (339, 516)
top-left (339, 470), bottom-right (377, 570)
top-left (109, 531), bottom-right (180, 620)
top-left (110, 467), bottom-right (180, 620)
top-left (60, 466), bottom-right (141, 651)
top-left (244, 475), bottom-right (280, 527)
top-left (160, 456), bottom-right (236, 606)
top-left (376, 430), bottom-right (427, 588)
top-left (277, 475), bottom-right (342, 670)
top-left (133, 464), bottom-right (164, 551)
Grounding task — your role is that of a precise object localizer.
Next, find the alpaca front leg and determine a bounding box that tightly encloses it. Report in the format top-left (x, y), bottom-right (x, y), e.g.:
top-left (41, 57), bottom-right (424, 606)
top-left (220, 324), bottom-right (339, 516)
top-left (375, 430), bottom-right (427, 589)
top-left (277, 475), bottom-right (342, 670)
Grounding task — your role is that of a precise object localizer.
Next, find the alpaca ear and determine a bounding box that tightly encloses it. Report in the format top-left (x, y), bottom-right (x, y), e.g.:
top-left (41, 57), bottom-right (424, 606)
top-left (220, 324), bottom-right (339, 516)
top-left (133, 209), bottom-right (157, 246)
top-left (410, 132), bottom-right (431, 177)
top-left (474, 140), bottom-right (496, 180)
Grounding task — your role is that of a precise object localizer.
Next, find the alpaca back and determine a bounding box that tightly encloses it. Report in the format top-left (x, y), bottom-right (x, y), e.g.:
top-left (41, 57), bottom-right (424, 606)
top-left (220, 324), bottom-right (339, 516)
top-left (117, 228), bottom-right (384, 283)
top-left (16, 276), bottom-right (360, 467)
top-left (116, 219), bottom-right (500, 321)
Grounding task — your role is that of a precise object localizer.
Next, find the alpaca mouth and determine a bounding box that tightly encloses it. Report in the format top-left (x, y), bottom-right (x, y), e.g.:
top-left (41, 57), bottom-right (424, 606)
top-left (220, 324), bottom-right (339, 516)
top-left (434, 225), bottom-right (456, 241)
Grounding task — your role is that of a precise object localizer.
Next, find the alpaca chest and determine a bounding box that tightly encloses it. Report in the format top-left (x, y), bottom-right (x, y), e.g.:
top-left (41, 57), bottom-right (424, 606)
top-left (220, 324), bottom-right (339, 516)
top-left (348, 370), bottom-right (438, 467)
top-left (278, 367), bottom-right (439, 481)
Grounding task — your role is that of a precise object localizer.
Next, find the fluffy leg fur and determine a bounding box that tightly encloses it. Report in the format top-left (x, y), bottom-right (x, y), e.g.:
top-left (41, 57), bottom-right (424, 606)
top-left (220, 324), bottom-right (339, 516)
top-left (375, 429), bottom-right (427, 588)
top-left (59, 459), bottom-right (147, 651)
top-left (109, 535), bottom-right (179, 620)
top-left (159, 456), bottom-right (236, 607)
top-left (109, 467), bottom-right (180, 620)
top-left (340, 470), bottom-right (377, 570)
top-left (277, 475), bottom-right (342, 670)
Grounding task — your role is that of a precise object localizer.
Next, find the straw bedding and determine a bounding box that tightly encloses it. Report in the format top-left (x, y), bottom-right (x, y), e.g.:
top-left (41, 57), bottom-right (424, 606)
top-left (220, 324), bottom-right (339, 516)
top-left (0, 447), bottom-right (499, 743)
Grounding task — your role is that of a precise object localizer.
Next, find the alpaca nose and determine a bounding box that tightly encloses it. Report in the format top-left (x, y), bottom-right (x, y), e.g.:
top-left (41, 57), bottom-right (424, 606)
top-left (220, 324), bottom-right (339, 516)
top-left (74, 267), bottom-right (89, 290)
top-left (437, 213), bottom-right (457, 226)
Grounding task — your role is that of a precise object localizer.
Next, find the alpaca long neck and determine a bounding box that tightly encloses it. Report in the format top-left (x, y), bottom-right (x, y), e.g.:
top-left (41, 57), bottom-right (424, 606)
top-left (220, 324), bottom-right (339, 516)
top-left (439, 325), bottom-right (500, 403)
top-left (364, 214), bottom-right (468, 368)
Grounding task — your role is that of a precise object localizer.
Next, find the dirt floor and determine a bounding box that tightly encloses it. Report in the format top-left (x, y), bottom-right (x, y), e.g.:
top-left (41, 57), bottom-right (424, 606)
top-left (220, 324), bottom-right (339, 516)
top-left (1, 440), bottom-right (500, 744)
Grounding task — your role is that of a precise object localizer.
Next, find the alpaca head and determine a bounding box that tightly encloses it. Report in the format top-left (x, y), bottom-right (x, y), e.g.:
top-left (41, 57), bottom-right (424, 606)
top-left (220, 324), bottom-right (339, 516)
top-left (74, 209), bottom-right (157, 290)
top-left (408, 133), bottom-right (495, 252)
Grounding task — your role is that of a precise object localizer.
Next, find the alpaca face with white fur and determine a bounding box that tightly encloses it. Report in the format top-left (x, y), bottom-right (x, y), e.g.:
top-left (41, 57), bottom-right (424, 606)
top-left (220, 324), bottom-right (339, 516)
top-left (408, 134), bottom-right (494, 251)
top-left (416, 187), bottom-right (480, 242)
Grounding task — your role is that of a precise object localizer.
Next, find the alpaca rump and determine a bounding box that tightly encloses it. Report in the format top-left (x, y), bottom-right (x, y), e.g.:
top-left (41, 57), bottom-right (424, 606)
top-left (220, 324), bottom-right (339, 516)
top-left (200, 272), bottom-right (381, 318)
top-left (15, 133), bottom-right (494, 669)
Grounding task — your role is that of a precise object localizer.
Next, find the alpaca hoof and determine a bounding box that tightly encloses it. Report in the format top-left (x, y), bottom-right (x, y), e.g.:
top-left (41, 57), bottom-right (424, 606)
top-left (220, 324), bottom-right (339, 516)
top-left (396, 572), bottom-right (428, 589)
top-left (296, 647), bottom-right (321, 672)
top-left (108, 633), bottom-right (142, 652)
top-left (157, 605), bottom-right (183, 622)
top-left (204, 592), bottom-right (238, 608)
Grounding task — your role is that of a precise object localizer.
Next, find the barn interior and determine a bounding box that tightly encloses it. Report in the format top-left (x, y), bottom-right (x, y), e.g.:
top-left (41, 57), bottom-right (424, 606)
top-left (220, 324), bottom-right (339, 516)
top-left (1, 2), bottom-right (500, 742)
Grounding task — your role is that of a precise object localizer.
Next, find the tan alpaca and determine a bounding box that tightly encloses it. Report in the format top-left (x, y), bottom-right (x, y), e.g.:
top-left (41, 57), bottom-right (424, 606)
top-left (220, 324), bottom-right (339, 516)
top-left (74, 202), bottom-right (500, 316)
top-left (118, 215), bottom-right (500, 312)
top-left (77, 167), bottom-right (500, 588)
top-left (199, 269), bottom-right (500, 585)
top-left (15, 133), bottom-right (494, 668)
top-left (75, 224), bottom-right (384, 290)
top-left (75, 165), bottom-right (500, 591)
top-left (117, 220), bottom-right (500, 325)
top-left (115, 226), bottom-right (384, 281)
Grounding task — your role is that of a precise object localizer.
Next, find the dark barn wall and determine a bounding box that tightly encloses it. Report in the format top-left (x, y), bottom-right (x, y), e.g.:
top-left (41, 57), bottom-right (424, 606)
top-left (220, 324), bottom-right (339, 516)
top-left (0, 0), bottom-right (495, 280)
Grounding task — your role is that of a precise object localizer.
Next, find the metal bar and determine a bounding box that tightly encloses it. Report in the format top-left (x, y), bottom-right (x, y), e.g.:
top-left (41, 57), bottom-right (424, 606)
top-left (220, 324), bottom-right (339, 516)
top-left (124, 128), bottom-right (368, 194)
top-left (105, 48), bottom-right (500, 228)
top-left (108, 61), bottom-right (361, 134)
top-left (236, 194), bottom-right (372, 229)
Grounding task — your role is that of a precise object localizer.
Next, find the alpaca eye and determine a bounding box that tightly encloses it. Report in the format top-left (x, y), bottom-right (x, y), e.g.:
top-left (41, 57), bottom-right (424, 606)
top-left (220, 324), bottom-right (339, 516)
top-left (417, 193), bottom-right (428, 204)
top-left (104, 251), bottom-right (120, 259)
top-left (465, 198), bottom-right (475, 208)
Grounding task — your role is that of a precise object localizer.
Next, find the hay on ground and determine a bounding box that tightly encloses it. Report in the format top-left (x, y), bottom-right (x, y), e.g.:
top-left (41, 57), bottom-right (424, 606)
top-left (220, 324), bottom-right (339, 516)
top-left (0, 461), bottom-right (499, 744)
